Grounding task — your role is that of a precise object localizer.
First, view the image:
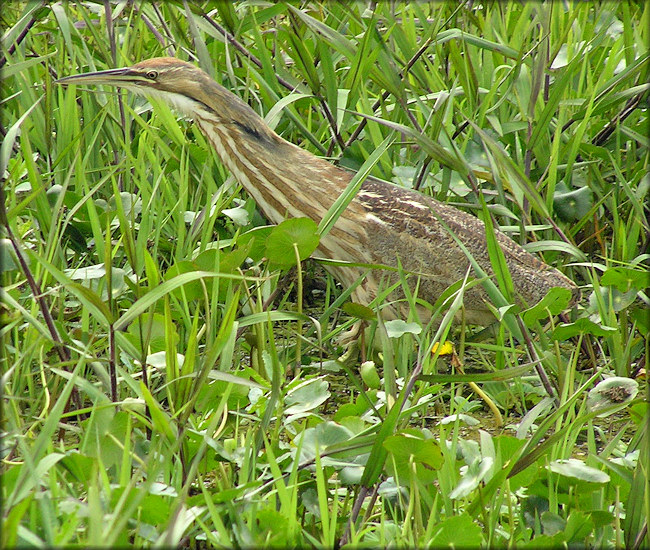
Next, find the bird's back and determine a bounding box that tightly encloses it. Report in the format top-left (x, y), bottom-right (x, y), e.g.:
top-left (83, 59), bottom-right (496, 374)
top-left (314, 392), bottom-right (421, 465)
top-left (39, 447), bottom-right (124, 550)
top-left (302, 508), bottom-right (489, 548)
top-left (232, 137), bottom-right (578, 325)
top-left (317, 172), bottom-right (579, 325)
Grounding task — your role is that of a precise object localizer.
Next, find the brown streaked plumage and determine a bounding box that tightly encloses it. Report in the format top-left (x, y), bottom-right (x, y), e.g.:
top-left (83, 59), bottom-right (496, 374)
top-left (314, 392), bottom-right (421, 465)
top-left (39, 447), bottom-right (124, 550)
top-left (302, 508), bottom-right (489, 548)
top-left (57, 57), bottom-right (579, 325)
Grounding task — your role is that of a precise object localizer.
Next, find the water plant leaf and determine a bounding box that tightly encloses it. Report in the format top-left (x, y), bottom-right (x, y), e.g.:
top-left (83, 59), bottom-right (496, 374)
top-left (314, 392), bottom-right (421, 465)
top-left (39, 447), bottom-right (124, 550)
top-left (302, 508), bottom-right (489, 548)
top-left (600, 266), bottom-right (649, 293)
top-left (449, 456), bottom-right (494, 499)
top-left (265, 217), bottom-right (319, 269)
top-left (284, 378), bottom-right (331, 415)
top-left (548, 459), bottom-right (610, 483)
top-left (428, 514), bottom-right (484, 547)
top-left (384, 319), bottom-right (422, 338)
top-left (553, 183), bottom-right (594, 222)
top-left (551, 318), bottom-right (618, 340)
top-left (522, 287), bottom-right (573, 325)
top-left (587, 377), bottom-right (639, 417)
top-left (383, 429), bottom-right (444, 483)
top-left (341, 302), bottom-right (376, 321)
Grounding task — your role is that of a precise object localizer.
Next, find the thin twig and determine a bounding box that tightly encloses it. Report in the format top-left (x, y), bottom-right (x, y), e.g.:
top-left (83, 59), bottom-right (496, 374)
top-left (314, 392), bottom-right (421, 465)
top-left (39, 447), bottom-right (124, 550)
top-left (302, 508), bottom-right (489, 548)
top-left (0, 1), bottom-right (46, 68)
top-left (235, 268), bottom-right (297, 341)
top-left (1, 190), bottom-right (69, 363)
top-left (340, 486), bottom-right (369, 547)
top-left (151, 3), bottom-right (176, 56)
top-left (199, 11), bottom-right (296, 92)
top-left (341, 354), bottom-right (426, 546)
top-left (516, 316), bottom-right (560, 407)
top-left (0, 185), bottom-right (82, 422)
top-left (345, 35), bottom-right (435, 149)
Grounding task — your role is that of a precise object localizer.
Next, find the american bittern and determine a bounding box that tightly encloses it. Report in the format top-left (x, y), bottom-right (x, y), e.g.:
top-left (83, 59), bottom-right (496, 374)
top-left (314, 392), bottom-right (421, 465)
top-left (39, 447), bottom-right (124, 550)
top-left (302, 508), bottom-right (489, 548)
top-left (57, 57), bottom-right (578, 325)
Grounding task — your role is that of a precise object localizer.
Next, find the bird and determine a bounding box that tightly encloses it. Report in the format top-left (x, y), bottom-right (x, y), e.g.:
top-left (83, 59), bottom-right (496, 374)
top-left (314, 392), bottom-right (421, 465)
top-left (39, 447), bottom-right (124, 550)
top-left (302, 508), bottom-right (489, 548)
top-left (57, 57), bottom-right (579, 326)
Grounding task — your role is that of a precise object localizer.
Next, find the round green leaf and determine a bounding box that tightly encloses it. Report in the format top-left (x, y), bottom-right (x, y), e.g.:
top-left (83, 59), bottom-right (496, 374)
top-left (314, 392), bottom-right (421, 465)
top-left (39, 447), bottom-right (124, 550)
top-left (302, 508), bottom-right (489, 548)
top-left (193, 246), bottom-right (249, 299)
top-left (65, 263), bottom-right (127, 300)
top-left (299, 421), bottom-right (356, 464)
top-left (587, 376), bottom-right (639, 417)
top-left (284, 378), bottom-right (331, 415)
top-left (522, 287), bottom-right (573, 325)
top-left (265, 217), bottom-right (319, 269)
top-left (429, 514), bottom-right (484, 547)
top-left (0, 239), bottom-right (18, 272)
top-left (342, 302), bottom-right (376, 321)
top-left (553, 183), bottom-right (593, 222)
top-left (384, 319), bottom-right (422, 338)
top-left (551, 318), bottom-right (618, 340)
top-left (548, 459), bottom-right (610, 483)
top-left (163, 260), bottom-right (202, 301)
top-left (601, 266), bottom-right (649, 293)
top-left (590, 286), bottom-right (637, 313)
top-left (449, 457), bottom-right (494, 499)
top-left (238, 225), bottom-right (274, 262)
top-left (125, 313), bottom-right (171, 354)
top-left (383, 429), bottom-right (444, 483)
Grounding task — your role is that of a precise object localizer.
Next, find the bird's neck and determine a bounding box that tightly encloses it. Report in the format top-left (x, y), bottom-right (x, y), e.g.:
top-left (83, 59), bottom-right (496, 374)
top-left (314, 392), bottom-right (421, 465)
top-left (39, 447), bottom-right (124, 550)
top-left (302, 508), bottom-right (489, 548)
top-left (194, 115), bottom-right (350, 226)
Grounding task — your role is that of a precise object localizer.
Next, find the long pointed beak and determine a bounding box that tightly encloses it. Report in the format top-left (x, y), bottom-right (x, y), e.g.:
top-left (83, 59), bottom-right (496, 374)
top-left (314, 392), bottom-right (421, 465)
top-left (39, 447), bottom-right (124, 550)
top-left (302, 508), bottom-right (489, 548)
top-left (55, 67), bottom-right (135, 86)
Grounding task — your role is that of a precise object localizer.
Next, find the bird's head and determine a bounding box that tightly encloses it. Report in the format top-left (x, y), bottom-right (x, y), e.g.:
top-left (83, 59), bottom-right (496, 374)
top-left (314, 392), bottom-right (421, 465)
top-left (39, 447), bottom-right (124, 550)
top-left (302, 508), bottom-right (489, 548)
top-left (58, 57), bottom-right (216, 117)
top-left (56, 57), bottom-right (263, 127)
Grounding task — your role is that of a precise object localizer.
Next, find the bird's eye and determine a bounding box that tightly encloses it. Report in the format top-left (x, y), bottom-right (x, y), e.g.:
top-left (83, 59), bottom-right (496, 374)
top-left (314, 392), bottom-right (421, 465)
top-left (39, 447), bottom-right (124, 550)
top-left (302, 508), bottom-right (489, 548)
top-left (146, 70), bottom-right (158, 80)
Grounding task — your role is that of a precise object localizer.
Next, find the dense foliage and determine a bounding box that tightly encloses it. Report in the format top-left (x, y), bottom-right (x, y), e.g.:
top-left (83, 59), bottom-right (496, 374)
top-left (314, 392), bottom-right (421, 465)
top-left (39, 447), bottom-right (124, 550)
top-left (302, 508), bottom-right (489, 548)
top-left (2, 2), bottom-right (648, 547)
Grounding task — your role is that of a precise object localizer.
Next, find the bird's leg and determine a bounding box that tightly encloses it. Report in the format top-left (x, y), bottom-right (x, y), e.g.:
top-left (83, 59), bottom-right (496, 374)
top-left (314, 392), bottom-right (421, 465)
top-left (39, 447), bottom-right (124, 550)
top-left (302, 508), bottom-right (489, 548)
top-left (466, 322), bottom-right (498, 342)
top-left (337, 320), bottom-right (369, 364)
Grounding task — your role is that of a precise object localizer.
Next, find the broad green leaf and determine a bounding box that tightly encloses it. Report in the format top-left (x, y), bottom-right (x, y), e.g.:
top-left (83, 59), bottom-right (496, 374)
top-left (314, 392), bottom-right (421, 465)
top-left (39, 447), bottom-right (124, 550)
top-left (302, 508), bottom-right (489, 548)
top-left (59, 451), bottom-right (98, 484)
top-left (551, 319), bottom-right (618, 340)
top-left (383, 429), bottom-right (444, 483)
top-left (522, 287), bottom-right (573, 325)
top-left (109, 486), bottom-right (173, 526)
top-left (429, 514), bottom-right (484, 547)
top-left (0, 239), bottom-right (18, 271)
top-left (553, 183), bottom-right (594, 222)
top-left (299, 421), bottom-right (356, 465)
top-left (384, 319), bottom-right (422, 338)
top-left (548, 459), bottom-right (610, 483)
top-left (265, 217), bottom-right (319, 269)
top-left (238, 225), bottom-right (274, 262)
top-left (341, 302), bottom-right (376, 321)
top-left (587, 377), bottom-right (639, 417)
top-left (601, 266), bottom-right (649, 293)
top-left (284, 378), bottom-right (331, 416)
top-left (124, 313), bottom-right (170, 354)
top-left (449, 456), bottom-right (494, 499)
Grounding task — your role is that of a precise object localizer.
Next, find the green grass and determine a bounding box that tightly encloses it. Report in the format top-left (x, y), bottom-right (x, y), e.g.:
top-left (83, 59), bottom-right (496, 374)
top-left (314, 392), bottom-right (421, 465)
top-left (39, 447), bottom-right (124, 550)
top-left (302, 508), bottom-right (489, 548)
top-left (2, 1), bottom-right (648, 547)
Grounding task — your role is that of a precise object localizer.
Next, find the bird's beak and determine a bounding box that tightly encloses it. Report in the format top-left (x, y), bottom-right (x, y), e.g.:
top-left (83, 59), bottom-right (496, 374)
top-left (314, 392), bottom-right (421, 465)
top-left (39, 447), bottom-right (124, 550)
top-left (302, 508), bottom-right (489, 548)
top-left (56, 67), bottom-right (133, 86)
